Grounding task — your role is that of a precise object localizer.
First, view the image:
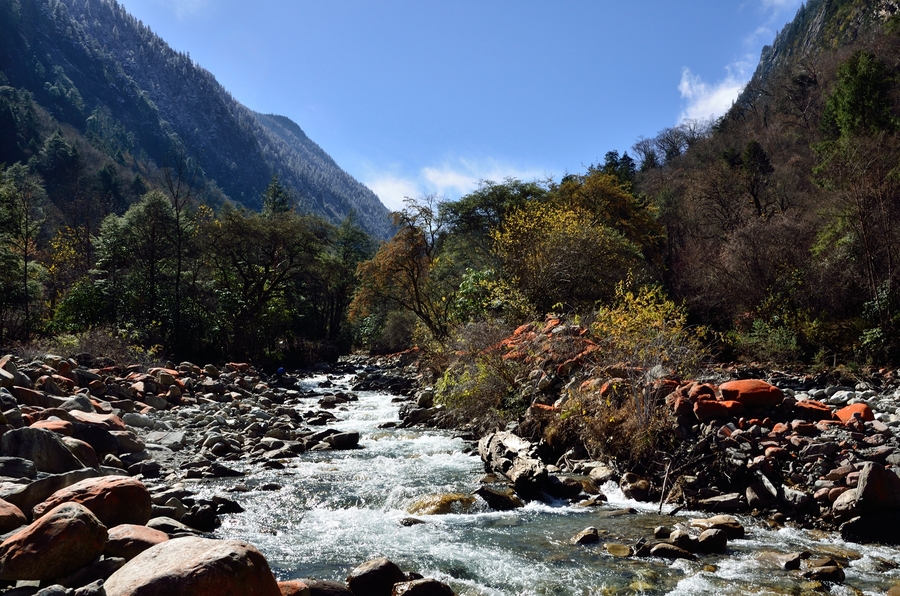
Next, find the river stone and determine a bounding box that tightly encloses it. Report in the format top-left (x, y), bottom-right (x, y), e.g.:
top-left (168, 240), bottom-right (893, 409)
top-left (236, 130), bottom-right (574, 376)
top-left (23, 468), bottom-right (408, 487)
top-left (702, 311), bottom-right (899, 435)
top-left (390, 579), bottom-right (455, 596)
top-left (408, 493), bottom-right (475, 515)
top-left (649, 543), bottom-right (696, 560)
top-left (9, 386), bottom-right (65, 409)
top-left (0, 502), bottom-right (107, 580)
top-left (70, 422), bottom-right (120, 456)
top-left (303, 579), bottom-right (354, 596)
top-left (690, 515), bottom-right (745, 539)
top-left (833, 462), bottom-right (900, 519)
top-left (61, 436), bottom-right (100, 470)
top-left (111, 430), bottom-right (146, 453)
top-left (0, 457), bottom-right (36, 479)
top-left (697, 528), bottom-right (727, 553)
top-left (32, 476), bottom-right (152, 527)
top-left (146, 516), bottom-right (204, 537)
top-left (839, 513), bottom-right (900, 545)
top-left (104, 536), bottom-right (281, 596)
top-left (571, 526), bottom-right (600, 545)
top-left (0, 467), bottom-right (100, 515)
top-left (474, 485), bottom-right (523, 511)
top-left (605, 543), bottom-right (632, 557)
top-left (278, 580), bottom-right (312, 596)
top-left (697, 492), bottom-right (746, 512)
top-left (1, 427), bottom-right (84, 474)
top-left (803, 566), bottom-right (845, 582)
top-left (719, 380), bottom-right (784, 408)
top-left (346, 557), bottom-right (406, 596)
top-left (619, 472), bottom-right (650, 501)
top-left (588, 463), bottom-right (616, 484)
top-left (325, 431), bottom-right (360, 450)
top-left (0, 498), bottom-right (26, 533)
top-left (105, 524), bottom-right (170, 560)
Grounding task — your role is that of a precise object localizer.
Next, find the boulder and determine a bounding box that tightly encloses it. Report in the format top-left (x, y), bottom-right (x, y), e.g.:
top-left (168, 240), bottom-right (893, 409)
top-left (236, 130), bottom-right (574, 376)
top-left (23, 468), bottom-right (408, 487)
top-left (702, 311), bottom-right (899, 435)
top-left (690, 515), bottom-right (745, 539)
top-left (325, 432), bottom-right (360, 450)
top-left (649, 543), bottom-right (696, 560)
top-left (104, 537), bottom-right (281, 596)
top-left (0, 467), bottom-right (99, 515)
top-left (571, 526), bottom-right (600, 545)
top-left (279, 581), bottom-right (312, 596)
top-left (0, 502), bottom-right (107, 580)
top-left (697, 492), bottom-right (746, 512)
top-left (391, 579), bottom-right (455, 596)
top-left (839, 513), bottom-right (900, 545)
top-left (407, 494), bottom-right (475, 515)
top-left (32, 476), bottom-right (152, 527)
top-left (61, 436), bottom-right (100, 470)
top-left (0, 456), bottom-right (36, 479)
top-left (71, 422), bottom-right (120, 456)
top-left (10, 386), bottom-right (65, 409)
top-left (832, 462), bottom-right (900, 519)
top-left (67, 410), bottom-right (126, 431)
top-left (693, 399), bottom-right (744, 422)
top-left (474, 485), bottom-right (523, 510)
top-left (111, 430), bottom-right (146, 453)
top-left (835, 403), bottom-right (875, 424)
top-left (619, 472), bottom-right (650, 501)
top-left (303, 579), bottom-right (354, 596)
top-left (793, 399), bottom-right (833, 421)
top-left (346, 557), bottom-right (406, 596)
top-left (105, 524), bottom-right (170, 560)
top-left (0, 427), bottom-right (84, 474)
top-left (0, 498), bottom-right (26, 534)
top-left (718, 380), bottom-right (784, 408)
top-left (697, 528), bottom-right (727, 553)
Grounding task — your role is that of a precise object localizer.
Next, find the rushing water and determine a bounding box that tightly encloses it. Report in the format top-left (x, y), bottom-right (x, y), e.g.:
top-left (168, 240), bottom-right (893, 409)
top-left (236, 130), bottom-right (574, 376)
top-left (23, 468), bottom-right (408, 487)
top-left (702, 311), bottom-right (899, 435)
top-left (200, 374), bottom-right (900, 595)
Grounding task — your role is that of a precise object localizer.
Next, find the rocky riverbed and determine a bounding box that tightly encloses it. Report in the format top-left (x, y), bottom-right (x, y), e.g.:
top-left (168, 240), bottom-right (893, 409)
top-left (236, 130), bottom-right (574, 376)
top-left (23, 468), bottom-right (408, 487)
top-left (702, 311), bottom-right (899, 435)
top-left (0, 349), bottom-right (898, 594)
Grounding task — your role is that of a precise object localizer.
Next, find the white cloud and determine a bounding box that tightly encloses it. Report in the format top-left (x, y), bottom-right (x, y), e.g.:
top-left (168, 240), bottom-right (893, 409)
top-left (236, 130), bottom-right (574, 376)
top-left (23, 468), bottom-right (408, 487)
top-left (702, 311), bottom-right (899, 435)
top-left (678, 56), bottom-right (755, 122)
top-left (162, 0), bottom-right (209, 20)
top-left (364, 158), bottom-right (546, 212)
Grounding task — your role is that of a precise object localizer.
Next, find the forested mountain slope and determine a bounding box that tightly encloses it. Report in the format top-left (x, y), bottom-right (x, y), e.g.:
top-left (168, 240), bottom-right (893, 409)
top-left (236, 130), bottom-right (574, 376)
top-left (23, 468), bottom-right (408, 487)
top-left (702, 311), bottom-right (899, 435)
top-left (0, 0), bottom-right (391, 237)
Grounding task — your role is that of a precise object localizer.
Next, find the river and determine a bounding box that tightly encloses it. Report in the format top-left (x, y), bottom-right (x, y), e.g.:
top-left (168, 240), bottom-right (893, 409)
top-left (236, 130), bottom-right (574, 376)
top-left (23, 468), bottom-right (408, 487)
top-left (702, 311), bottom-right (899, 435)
top-left (201, 373), bottom-right (900, 595)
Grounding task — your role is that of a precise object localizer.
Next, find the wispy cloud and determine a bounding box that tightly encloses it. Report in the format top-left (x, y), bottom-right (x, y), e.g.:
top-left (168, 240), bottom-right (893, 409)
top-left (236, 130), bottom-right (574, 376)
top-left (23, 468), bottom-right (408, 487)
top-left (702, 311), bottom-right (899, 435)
top-left (678, 58), bottom-right (753, 122)
top-left (161, 0), bottom-right (210, 20)
top-left (364, 158), bottom-right (546, 212)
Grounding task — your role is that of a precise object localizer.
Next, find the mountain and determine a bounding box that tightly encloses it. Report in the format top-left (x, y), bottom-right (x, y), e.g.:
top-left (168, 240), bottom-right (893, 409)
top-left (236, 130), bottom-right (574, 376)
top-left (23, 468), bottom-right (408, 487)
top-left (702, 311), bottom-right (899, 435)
top-left (0, 0), bottom-right (392, 237)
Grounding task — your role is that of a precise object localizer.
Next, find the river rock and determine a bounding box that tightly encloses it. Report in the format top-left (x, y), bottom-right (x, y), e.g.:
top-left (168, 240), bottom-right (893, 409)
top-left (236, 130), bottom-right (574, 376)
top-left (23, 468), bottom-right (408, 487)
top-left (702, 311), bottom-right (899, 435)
top-left (839, 513), bottom-right (900, 545)
top-left (697, 492), bottom-right (746, 512)
top-left (571, 526), bottom-right (600, 545)
top-left (104, 537), bottom-right (280, 596)
top-left (62, 436), bottom-right (100, 469)
top-left (474, 485), bottom-right (523, 510)
top-left (145, 516), bottom-right (204, 537)
top-left (835, 403), bottom-right (874, 423)
top-left (303, 579), bottom-right (355, 596)
top-left (0, 457), bottom-right (36, 479)
top-left (279, 580), bottom-right (312, 596)
top-left (697, 528), bottom-right (727, 553)
top-left (718, 380), bottom-right (784, 408)
top-left (649, 543), bottom-right (696, 560)
top-left (1, 427), bottom-right (84, 474)
top-left (408, 494), bottom-right (475, 515)
top-left (346, 557), bottom-right (406, 596)
top-left (0, 498), bottom-right (26, 533)
top-left (690, 515), bottom-right (745, 539)
top-left (0, 467), bottom-right (99, 515)
top-left (832, 462), bottom-right (900, 519)
top-left (105, 524), bottom-right (170, 560)
top-left (325, 431), bottom-right (360, 450)
top-left (32, 476), bottom-right (152, 527)
top-left (71, 422), bottom-right (120, 456)
top-left (391, 579), bottom-right (455, 596)
top-left (619, 472), bottom-right (650, 501)
top-left (0, 502), bottom-right (107, 580)
top-left (803, 566), bottom-right (845, 582)
top-left (10, 386), bottom-right (65, 409)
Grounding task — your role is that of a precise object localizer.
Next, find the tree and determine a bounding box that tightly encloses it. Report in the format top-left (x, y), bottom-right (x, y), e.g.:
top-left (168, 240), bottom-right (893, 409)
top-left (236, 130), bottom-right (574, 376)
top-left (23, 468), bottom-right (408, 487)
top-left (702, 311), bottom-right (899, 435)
top-left (820, 51), bottom-right (895, 139)
top-left (262, 174), bottom-right (293, 216)
top-left (206, 208), bottom-right (328, 357)
top-left (352, 197), bottom-right (456, 340)
top-left (0, 163), bottom-right (46, 338)
top-left (163, 145), bottom-right (198, 354)
top-left (491, 202), bottom-right (644, 314)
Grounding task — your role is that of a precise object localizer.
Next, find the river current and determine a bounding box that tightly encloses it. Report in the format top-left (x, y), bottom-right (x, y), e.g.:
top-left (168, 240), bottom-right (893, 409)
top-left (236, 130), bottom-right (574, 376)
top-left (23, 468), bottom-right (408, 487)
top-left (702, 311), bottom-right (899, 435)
top-left (200, 373), bottom-right (900, 595)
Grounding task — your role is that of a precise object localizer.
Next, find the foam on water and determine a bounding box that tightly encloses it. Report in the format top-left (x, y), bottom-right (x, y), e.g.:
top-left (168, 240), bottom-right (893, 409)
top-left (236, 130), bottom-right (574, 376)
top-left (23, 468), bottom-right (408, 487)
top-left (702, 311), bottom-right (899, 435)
top-left (203, 373), bottom-right (900, 595)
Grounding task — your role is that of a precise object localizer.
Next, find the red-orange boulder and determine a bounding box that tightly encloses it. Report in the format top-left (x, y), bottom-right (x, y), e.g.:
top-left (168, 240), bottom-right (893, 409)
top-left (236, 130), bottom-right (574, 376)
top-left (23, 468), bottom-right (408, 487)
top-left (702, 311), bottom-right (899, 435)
top-left (835, 403), bottom-right (875, 424)
top-left (719, 380), bottom-right (784, 408)
top-left (0, 498), bottom-right (26, 534)
top-left (279, 581), bottom-right (311, 596)
top-left (694, 399), bottom-right (744, 422)
top-left (32, 476), bottom-right (152, 527)
top-left (29, 419), bottom-right (73, 435)
top-left (105, 523), bottom-right (170, 560)
top-left (0, 502), bottom-right (107, 580)
top-left (793, 399), bottom-right (833, 421)
top-left (67, 410), bottom-right (127, 431)
top-left (104, 537), bottom-right (281, 596)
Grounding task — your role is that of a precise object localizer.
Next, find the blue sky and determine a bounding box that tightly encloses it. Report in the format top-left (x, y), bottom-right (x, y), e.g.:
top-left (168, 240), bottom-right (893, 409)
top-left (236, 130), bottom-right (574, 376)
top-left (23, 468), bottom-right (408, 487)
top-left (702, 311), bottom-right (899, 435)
top-left (117, 0), bottom-right (804, 211)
